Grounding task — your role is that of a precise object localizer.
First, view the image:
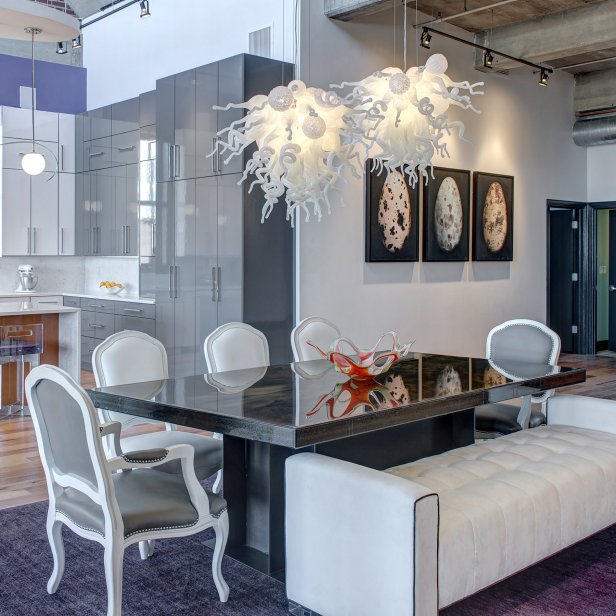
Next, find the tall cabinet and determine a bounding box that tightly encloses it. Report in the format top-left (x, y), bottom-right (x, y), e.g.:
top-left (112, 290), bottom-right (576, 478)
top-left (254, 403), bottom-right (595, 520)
top-left (155, 54), bottom-right (294, 377)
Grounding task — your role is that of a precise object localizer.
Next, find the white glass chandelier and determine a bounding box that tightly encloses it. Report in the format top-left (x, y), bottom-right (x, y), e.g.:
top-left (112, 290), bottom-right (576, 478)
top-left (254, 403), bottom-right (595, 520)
top-left (213, 80), bottom-right (362, 225)
top-left (336, 53), bottom-right (484, 187)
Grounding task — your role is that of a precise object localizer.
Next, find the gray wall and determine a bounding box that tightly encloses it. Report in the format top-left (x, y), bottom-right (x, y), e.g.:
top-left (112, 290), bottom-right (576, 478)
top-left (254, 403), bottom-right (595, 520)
top-left (297, 0), bottom-right (588, 358)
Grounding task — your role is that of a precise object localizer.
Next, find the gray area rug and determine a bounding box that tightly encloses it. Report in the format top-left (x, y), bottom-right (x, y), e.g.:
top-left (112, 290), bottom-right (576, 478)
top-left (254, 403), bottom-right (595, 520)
top-left (1, 501), bottom-right (615, 615)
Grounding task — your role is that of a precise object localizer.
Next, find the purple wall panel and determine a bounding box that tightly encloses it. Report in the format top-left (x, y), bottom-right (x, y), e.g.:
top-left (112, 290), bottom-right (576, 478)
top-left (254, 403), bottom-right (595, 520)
top-left (0, 53), bottom-right (86, 115)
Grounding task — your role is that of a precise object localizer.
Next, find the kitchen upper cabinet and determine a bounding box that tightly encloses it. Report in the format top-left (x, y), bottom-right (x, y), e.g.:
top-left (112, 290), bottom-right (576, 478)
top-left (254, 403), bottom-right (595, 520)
top-left (112, 97), bottom-right (139, 135)
top-left (1, 106), bottom-right (58, 142)
top-left (30, 171), bottom-right (59, 255)
top-left (1, 168), bottom-right (30, 255)
top-left (58, 113), bottom-right (76, 173)
top-left (59, 173), bottom-right (76, 255)
top-left (114, 164), bottom-right (139, 256)
top-left (195, 63), bottom-right (219, 179)
top-left (89, 105), bottom-right (112, 141)
top-left (216, 55), bottom-right (244, 176)
top-left (0, 169), bottom-right (58, 256)
top-left (156, 70), bottom-right (196, 182)
top-left (86, 136), bottom-right (113, 171)
top-left (140, 90), bottom-right (156, 128)
top-left (112, 130), bottom-right (139, 166)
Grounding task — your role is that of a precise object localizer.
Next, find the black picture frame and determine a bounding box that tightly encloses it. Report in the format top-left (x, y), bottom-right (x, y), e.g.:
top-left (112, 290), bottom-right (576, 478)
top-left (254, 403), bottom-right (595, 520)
top-left (472, 171), bottom-right (514, 261)
top-left (364, 160), bottom-right (419, 262)
top-left (422, 167), bottom-right (470, 262)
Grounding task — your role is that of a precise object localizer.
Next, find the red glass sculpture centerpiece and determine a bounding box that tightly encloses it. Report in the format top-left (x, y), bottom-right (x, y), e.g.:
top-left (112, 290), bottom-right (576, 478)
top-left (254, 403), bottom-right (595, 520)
top-left (307, 332), bottom-right (413, 380)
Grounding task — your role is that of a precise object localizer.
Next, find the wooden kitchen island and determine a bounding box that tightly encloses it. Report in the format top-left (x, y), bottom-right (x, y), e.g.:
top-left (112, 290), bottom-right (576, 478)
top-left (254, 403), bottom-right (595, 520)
top-left (0, 303), bottom-right (80, 406)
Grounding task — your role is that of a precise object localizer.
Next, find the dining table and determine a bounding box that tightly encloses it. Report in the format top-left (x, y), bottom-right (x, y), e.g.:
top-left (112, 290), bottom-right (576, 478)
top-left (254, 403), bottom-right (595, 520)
top-left (88, 352), bottom-right (586, 580)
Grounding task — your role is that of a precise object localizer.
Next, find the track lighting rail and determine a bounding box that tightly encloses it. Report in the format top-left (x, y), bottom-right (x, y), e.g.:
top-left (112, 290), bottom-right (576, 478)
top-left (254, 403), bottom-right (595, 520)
top-left (420, 26), bottom-right (553, 85)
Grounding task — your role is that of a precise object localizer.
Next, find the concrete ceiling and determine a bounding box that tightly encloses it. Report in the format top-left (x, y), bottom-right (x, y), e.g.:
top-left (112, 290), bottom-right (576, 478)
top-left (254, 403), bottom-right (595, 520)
top-left (64, 0), bottom-right (108, 19)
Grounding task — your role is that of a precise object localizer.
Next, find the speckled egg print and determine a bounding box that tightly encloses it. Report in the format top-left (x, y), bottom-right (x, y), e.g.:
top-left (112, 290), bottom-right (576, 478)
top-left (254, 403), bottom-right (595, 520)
top-left (434, 176), bottom-right (463, 252)
top-left (378, 171), bottom-right (411, 253)
top-left (383, 373), bottom-right (411, 405)
top-left (482, 181), bottom-right (508, 253)
top-left (435, 365), bottom-right (463, 397)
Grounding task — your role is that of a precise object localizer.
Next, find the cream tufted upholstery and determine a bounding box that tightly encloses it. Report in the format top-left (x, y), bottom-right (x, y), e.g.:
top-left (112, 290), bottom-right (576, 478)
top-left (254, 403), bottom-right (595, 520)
top-left (387, 424), bottom-right (616, 607)
top-left (286, 395), bottom-right (616, 616)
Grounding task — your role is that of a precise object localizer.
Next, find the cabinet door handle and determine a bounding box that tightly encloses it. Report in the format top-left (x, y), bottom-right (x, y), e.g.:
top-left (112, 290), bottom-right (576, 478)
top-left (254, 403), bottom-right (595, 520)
top-left (212, 137), bottom-right (218, 174)
top-left (60, 145), bottom-right (65, 170)
top-left (89, 151), bottom-right (104, 157)
top-left (169, 266), bottom-right (174, 299)
top-left (88, 304), bottom-right (105, 308)
top-left (121, 225), bottom-right (126, 254)
top-left (151, 223), bottom-right (156, 256)
top-left (32, 227), bottom-right (36, 254)
top-left (38, 301), bottom-right (58, 305)
top-left (122, 308), bottom-right (143, 313)
top-left (217, 266), bottom-right (222, 302)
top-left (174, 266), bottom-right (179, 299)
top-left (211, 267), bottom-right (217, 302)
top-left (167, 145), bottom-right (174, 180)
top-left (60, 227), bottom-right (64, 254)
top-left (174, 145), bottom-right (181, 178)
top-left (117, 145), bottom-right (136, 152)
top-left (26, 228), bottom-right (31, 254)
top-left (91, 324), bottom-right (106, 329)
top-left (126, 225), bottom-right (131, 254)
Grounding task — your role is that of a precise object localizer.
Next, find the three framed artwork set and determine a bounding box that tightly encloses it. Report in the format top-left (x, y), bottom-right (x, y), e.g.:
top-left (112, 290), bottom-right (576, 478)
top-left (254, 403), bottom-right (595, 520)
top-left (365, 160), bottom-right (514, 263)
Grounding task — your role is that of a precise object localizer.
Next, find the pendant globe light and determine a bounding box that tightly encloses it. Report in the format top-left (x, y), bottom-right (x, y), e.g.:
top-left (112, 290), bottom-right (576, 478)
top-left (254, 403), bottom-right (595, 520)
top-left (22, 26), bottom-right (46, 176)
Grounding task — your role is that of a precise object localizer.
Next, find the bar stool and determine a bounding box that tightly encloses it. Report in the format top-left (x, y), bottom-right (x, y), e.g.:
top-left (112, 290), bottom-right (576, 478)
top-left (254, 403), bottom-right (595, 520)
top-left (0, 323), bottom-right (44, 419)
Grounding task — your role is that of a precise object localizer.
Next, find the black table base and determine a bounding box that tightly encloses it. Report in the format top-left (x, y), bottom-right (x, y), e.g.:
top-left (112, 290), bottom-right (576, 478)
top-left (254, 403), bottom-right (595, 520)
top-left (217, 408), bottom-right (475, 578)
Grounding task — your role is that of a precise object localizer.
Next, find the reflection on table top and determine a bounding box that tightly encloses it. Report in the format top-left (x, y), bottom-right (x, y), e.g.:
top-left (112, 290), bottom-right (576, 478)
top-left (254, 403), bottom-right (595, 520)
top-left (89, 353), bottom-right (585, 448)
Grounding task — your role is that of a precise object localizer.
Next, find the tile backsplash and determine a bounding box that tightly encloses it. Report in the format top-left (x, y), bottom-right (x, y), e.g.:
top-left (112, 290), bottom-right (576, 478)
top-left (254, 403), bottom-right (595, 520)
top-left (0, 256), bottom-right (140, 296)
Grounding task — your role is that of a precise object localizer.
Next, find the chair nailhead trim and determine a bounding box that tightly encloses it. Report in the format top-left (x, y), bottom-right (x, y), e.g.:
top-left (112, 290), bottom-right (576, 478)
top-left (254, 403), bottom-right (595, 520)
top-left (124, 520), bottom-right (198, 539)
top-left (123, 450), bottom-right (169, 464)
top-left (56, 510), bottom-right (105, 537)
top-left (212, 507), bottom-right (227, 519)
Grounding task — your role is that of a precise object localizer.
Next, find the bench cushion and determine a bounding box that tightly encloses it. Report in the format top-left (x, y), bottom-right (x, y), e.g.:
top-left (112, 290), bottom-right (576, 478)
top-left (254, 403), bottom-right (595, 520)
top-left (386, 425), bottom-right (616, 608)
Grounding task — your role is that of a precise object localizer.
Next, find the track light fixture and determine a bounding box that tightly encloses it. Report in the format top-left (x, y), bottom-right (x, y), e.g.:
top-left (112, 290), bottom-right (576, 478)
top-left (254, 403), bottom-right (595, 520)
top-left (56, 42), bottom-right (67, 55)
top-left (420, 27), bottom-right (553, 87)
top-left (72, 35), bottom-right (82, 49)
top-left (139, 0), bottom-right (150, 18)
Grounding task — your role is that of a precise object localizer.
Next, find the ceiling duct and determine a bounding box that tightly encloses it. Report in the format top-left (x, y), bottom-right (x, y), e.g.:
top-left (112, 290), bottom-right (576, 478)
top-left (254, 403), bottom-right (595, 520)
top-left (573, 116), bottom-right (616, 147)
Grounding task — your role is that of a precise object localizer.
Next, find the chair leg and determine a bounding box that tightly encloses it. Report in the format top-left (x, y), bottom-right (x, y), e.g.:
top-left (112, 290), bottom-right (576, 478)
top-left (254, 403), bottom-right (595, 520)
top-left (211, 511), bottom-right (230, 602)
top-left (138, 539), bottom-right (156, 560)
top-left (104, 539), bottom-right (125, 616)
top-left (46, 515), bottom-right (65, 594)
top-left (213, 469), bottom-right (223, 494)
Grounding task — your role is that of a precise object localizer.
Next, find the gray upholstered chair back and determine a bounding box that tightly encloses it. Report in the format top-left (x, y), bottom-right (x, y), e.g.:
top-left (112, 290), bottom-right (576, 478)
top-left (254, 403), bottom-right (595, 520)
top-left (487, 320), bottom-right (560, 365)
top-left (26, 365), bottom-right (112, 496)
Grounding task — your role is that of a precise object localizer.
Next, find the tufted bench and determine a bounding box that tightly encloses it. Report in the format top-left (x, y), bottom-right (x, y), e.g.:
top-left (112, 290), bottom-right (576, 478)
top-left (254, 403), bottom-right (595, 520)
top-left (285, 394), bottom-right (616, 616)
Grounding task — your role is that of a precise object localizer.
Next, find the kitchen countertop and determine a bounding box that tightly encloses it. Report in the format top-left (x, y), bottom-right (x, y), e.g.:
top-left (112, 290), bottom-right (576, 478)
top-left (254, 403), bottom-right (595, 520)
top-left (0, 303), bottom-right (80, 316)
top-left (0, 292), bottom-right (155, 305)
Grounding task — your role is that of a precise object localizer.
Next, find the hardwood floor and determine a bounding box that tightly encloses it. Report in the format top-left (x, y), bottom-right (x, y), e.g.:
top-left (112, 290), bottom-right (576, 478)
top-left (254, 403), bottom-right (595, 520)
top-left (1, 355), bottom-right (615, 511)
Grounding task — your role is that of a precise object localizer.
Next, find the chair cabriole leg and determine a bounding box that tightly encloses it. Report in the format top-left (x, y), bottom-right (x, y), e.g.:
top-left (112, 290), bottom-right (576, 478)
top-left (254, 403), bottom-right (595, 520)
top-left (104, 539), bottom-right (125, 616)
top-left (212, 511), bottom-right (230, 602)
top-left (46, 515), bottom-right (65, 594)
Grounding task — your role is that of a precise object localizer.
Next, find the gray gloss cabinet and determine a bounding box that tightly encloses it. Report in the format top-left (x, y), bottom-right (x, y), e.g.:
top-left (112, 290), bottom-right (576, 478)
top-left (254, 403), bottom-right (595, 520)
top-left (155, 54), bottom-right (294, 377)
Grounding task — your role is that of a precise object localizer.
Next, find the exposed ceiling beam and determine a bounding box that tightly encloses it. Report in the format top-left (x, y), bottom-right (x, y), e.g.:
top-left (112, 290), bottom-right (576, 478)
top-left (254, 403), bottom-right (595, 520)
top-left (474, 0), bottom-right (616, 71)
top-left (324, 0), bottom-right (411, 22)
top-left (575, 68), bottom-right (616, 113)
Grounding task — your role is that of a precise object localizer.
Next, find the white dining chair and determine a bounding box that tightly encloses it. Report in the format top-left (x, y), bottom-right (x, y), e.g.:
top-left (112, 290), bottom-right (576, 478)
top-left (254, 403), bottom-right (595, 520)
top-left (92, 331), bottom-right (224, 558)
top-left (204, 322), bottom-right (270, 373)
top-left (291, 316), bottom-right (341, 362)
top-left (475, 319), bottom-right (561, 437)
top-left (25, 364), bottom-right (229, 616)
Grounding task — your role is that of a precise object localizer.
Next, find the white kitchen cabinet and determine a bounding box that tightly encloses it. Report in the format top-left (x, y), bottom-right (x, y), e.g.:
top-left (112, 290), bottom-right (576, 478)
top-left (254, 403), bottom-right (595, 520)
top-left (1, 106), bottom-right (59, 143)
top-left (59, 173), bottom-right (76, 255)
top-left (58, 113), bottom-right (76, 172)
top-left (1, 168), bottom-right (30, 255)
top-left (30, 171), bottom-right (59, 255)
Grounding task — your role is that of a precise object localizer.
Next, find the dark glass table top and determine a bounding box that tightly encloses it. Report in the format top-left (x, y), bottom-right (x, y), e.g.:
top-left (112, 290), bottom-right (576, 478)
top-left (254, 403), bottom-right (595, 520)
top-left (89, 353), bottom-right (585, 448)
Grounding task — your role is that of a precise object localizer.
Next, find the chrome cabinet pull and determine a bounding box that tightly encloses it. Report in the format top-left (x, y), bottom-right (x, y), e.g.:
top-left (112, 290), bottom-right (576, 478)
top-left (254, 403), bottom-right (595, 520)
top-left (211, 267), bottom-right (217, 302)
top-left (26, 228), bottom-right (30, 254)
top-left (121, 225), bottom-right (126, 254)
top-left (174, 145), bottom-right (181, 178)
top-left (212, 137), bottom-right (218, 174)
top-left (91, 324), bottom-right (106, 329)
top-left (123, 308), bottom-right (143, 313)
top-left (126, 225), bottom-right (131, 254)
top-left (60, 227), bottom-right (64, 254)
top-left (167, 144), bottom-right (174, 180)
top-left (117, 145), bottom-right (136, 152)
top-left (174, 265), bottom-right (179, 299)
top-left (60, 145), bottom-right (65, 170)
top-left (151, 223), bottom-right (156, 256)
top-left (89, 151), bottom-right (104, 157)
top-left (32, 227), bottom-right (36, 254)
top-left (169, 266), bottom-right (174, 299)
top-left (217, 266), bottom-right (222, 302)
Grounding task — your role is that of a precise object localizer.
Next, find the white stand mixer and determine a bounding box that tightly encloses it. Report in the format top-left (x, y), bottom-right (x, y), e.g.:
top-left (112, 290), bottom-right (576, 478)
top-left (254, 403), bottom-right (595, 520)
top-left (15, 264), bottom-right (38, 293)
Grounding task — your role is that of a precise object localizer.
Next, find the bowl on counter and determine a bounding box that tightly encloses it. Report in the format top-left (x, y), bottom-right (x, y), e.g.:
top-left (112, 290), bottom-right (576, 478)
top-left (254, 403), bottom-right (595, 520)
top-left (99, 281), bottom-right (124, 295)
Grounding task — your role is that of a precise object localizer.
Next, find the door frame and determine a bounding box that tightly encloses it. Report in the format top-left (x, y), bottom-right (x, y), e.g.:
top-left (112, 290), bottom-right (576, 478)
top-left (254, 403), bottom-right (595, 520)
top-left (546, 200), bottom-right (589, 354)
top-left (587, 201), bottom-right (616, 354)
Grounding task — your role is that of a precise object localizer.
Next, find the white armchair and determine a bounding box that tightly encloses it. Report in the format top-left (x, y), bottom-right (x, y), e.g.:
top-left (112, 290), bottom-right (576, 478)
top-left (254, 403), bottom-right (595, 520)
top-left (25, 365), bottom-right (229, 616)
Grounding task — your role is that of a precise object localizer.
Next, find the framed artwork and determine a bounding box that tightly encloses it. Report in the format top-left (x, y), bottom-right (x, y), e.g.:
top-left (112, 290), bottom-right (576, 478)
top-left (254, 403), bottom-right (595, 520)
top-left (423, 167), bottom-right (471, 261)
top-left (364, 160), bottom-right (419, 262)
top-left (472, 172), bottom-right (514, 261)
